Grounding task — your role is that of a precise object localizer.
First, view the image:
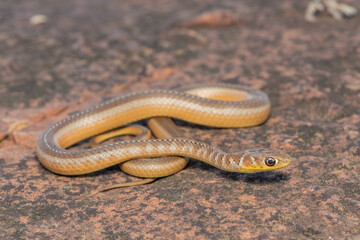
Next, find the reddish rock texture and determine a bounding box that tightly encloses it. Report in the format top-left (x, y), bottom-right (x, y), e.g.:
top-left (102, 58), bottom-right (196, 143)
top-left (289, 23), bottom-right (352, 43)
top-left (0, 0), bottom-right (359, 239)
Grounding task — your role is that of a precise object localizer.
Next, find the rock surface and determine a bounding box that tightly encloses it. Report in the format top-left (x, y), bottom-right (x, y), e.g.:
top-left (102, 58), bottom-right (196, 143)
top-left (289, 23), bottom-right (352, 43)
top-left (0, 0), bottom-right (359, 239)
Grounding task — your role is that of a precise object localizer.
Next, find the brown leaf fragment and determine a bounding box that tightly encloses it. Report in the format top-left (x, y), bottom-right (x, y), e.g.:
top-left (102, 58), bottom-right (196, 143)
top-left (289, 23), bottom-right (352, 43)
top-left (0, 133), bottom-right (7, 142)
top-left (111, 83), bottom-right (131, 93)
top-left (176, 10), bottom-right (247, 28)
top-left (141, 65), bottom-right (179, 81)
top-left (7, 120), bottom-right (32, 135)
top-left (43, 105), bottom-right (68, 119)
top-left (11, 130), bottom-right (40, 149)
top-left (0, 105), bottom-right (68, 145)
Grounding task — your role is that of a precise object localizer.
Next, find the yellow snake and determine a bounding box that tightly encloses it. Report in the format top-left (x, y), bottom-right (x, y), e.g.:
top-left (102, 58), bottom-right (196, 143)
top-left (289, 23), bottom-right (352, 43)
top-left (36, 83), bottom-right (292, 184)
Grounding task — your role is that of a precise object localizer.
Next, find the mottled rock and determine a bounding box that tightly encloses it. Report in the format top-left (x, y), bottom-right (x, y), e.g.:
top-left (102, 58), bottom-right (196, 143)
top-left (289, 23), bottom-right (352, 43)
top-left (0, 0), bottom-right (359, 239)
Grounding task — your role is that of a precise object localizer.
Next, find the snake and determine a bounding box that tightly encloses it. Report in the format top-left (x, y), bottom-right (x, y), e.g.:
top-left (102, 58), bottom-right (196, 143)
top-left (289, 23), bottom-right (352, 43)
top-left (36, 83), bottom-right (292, 184)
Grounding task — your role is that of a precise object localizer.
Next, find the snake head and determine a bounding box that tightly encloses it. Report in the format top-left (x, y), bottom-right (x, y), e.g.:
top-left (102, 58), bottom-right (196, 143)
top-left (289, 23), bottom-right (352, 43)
top-left (240, 148), bottom-right (292, 172)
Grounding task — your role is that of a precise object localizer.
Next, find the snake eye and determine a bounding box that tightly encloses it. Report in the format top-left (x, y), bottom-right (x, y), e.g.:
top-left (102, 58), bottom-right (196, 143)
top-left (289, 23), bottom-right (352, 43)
top-left (265, 157), bottom-right (276, 167)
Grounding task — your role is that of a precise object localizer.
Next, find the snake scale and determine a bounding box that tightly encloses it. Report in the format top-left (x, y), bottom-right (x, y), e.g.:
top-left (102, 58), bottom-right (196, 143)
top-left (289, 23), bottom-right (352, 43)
top-left (36, 84), bottom-right (291, 182)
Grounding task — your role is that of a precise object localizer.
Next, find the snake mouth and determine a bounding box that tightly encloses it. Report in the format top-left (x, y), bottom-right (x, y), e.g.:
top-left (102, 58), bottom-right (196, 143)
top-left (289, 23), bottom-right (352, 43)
top-left (272, 160), bottom-right (291, 171)
top-left (243, 165), bottom-right (290, 173)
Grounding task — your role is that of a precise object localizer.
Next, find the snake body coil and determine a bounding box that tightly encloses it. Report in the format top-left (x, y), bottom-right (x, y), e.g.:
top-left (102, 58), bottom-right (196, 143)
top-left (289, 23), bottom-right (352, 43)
top-left (36, 84), bottom-right (291, 177)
